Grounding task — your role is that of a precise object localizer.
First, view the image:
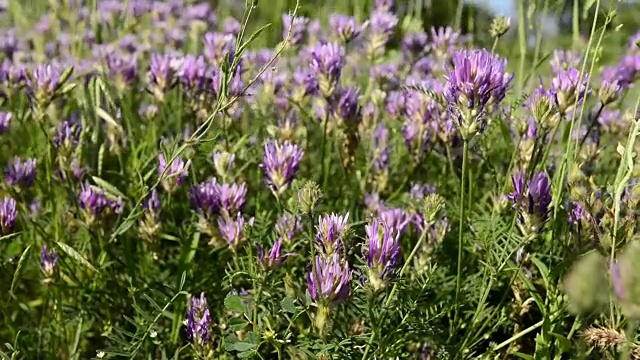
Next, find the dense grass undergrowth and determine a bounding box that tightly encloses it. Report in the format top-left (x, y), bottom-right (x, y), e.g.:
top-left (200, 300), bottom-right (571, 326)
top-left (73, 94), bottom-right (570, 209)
top-left (2, 0), bottom-right (640, 358)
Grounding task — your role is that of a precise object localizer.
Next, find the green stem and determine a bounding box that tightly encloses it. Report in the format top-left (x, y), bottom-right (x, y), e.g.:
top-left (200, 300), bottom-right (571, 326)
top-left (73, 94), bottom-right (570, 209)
top-left (454, 140), bottom-right (469, 326)
top-left (516, 0), bottom-right (527, 93)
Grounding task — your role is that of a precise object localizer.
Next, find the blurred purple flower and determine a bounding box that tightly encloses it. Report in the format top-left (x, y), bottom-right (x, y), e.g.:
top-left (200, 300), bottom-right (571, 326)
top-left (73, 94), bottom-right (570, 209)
top-left (149, 53), bottom-right (175, 98)
top-left (186, 292), bottom-right (212, 348)
top-left (375, 0), bottom-right (394, 10)
top-left (369, 10), bottom-right (398, 37)
top-left (215, 182), bottom-right (247, 216)
top-left (385, 91), bottom-right (405, 117)
top-left (371, 122), bottom-right (390, 172)
top-left (5, 156), bottom-right (36, 188)
top-left (0, 196), bottom-right (17, 234)
top-left (275, 212), bottom-right (303, 242)
top-left (41, 244), bottom-right (59, 277)
top-left (27, 63), bottom-right (68, 102)
top-left (365, 192), bottom-right (383, 213)
top-left (329, 14), bottom-right (363, 43)
top-left (53, 117), bottom-right (82, 151)
top-left (568, 202), bottom-right (591, 234)
top-left (257, 238), bottom-right (294, 270)
top-left (550, 67), bottom-right (590, 114)
top-left (364, 217), bottom-right (401, 289)
top-left (550, 50), bottom-right (582, 73)
top-left (260, 139), bottom-right (304, 195)
top-left (310, 42), bottom-right (345, 98)
top-left (217, 213), bottom-right (249, 249)
top-left (508, 172), bottom-right (552, 222)
top-left (410, 183), bottom-right (436, 200)
top-left (430, 26), bottom-right (464, 56)
top-left (143, 189), bottom-right (161, 219)
top-left (178, 55), bottom-right (208, 92)
top-left (203, 32), bottom-right (235, 66)
top-left (223, 18), bottom-right (241, 36)
top-left (370, 62), bottom-right (399, 88)
top-left (105, 52), bottom-right (138, 87)
top-left (293, 68), bottom-right (319, 99)
top-left (444, 49), bottom-right (513, 139)
top-left (190, 178), bottom-right (219, 216)
top-left (283, 14), bottom-right (309, 46)
top-left (0, 111), bottom-right (11, 133)
top-left (158, 152), bottom-right (191, 193)
top-left (333, 86), bottom-right (360, 122)
top-left (316, 212), bottom-right (349, 254)
top-left (402, 32), bottom-right (428, 58)
top-left (377, 207), bottom-right (412, 234)
top-left (307, 253), bottom-right (351, 305)
top-left (79, 181), bottom-right (124, 219)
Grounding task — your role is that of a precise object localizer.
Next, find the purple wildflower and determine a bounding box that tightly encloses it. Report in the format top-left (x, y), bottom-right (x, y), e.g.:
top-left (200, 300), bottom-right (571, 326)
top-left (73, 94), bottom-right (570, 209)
top-left (568, 202), bottom-right (591, 234)
top-left (144, 189), bottom-right (161, 218)
top-left (275, 213), bottom-right (303, 242)
top-left (203, 32), bottom-right (235, 65)
top-left (598, 76), bottom-right (622, 105)
top-left (550, 67), bottom-right (590, 114)
top-left (333, 86), bottom-right (360, 122)
top-left (78, 181), bottom-right (124, 220)
top-left (315, 212), bottom-right (350, 255)
top-left (370, 62), bottom-right (399, 88)
top-left (307, 253), bottom-right (351, 305)
top-left (293, 68), bottom-right (319, 99)
top-left (178, 54), bottom-right (208, 92)
top-left (364, 218), bottom-right (401, 290)
top-left (26, 63), bottom-right (68, 103)
top-left (41, 244), bottom-right (59, 277)
top-left (190, 178), bottom-right (219, 216)
top-left (215, 182), bottom-right (247, 216)
top-left (329, 14), bottom-right (363, 43)
top-left (148, 53), bottom-right (175, 99)
top-left (105, 52), bottom-right (138, 88)
top-left (0, 196), bottom-right (17, 234)
top-left (385, 91), bottom-right (406, 117)
top-left (186, 292), bottom-right (212, 348)
top-left (217, 213), bottom-right (249, 250)
top-left (430, 26), bottom-right (464, 57)
top-left (377, 207), bottom-right (412, 234)
top-left (508, 172), bottom-right (552, 224)
top-left (158, 152), bottom-right (191, 193)
top-left (375, 0), bottom-right (394, 10)
top-left (282, 14), bottom-right (309, 46)
top-left (53, 117), bottom-right (82, 152)
top-left (444, 49), bottom-right (513, 139)
top-left (223, 18), bottom-right (241, 36)
top-left (550, 50), bottom-right (582, 73)
top-left (310, 42), bottom-right (345, 98)
top-left (0, 112), bottom-right (12, 133)
top-left (369, 10), bottom-right (398, 38)
top-left (260, 139), bottom-right (304, 195)
top-left (364, 192), bottom-right (383, 213)
top-left (257, 238), bottom-right (294, 270)
top-left (371, 122), bottom-right (390, 172)
top-left (402, 32), bottom-right (429, 58)
top-left (5, 157), bottom-right (37, 188)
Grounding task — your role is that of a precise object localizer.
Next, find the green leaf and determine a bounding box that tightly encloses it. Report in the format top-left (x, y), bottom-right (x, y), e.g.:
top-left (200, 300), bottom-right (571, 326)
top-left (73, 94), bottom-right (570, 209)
top-left (237, 23), bottom-right (271, 58)
top-left (91, 176), bottom-right (128, 200)
top-left (10, 245), bottom-right (31, 292)
top-left (223, 334), bottom-right (238, 352)
top-left (228, 318), bottom-right (249, 331)
top-left (280, 297), bottom-right (296, 313)
top-left (179, 233), bottom-right (199, 274)
top-left (233, 342), bottom-right (256, 352)
top-left (55, 241), bottom-right (98, 273)
top-left (583, 0), bottom-right (597, 19)
top-left (237, 350), bottom-right (254, 358)
top-left (224, 293), bottom-right (248, 314)
top-left (96, 107), bottom-right (122, 132)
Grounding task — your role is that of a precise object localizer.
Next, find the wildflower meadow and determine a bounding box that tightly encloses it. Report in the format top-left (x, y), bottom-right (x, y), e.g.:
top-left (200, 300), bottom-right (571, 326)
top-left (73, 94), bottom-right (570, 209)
top-left (2, 0), bottom-right (640, 358)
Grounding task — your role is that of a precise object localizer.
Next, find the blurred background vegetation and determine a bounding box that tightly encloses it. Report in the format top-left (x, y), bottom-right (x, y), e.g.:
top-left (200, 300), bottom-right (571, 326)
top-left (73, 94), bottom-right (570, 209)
top-left (211, 0), bottom-right (640, 52)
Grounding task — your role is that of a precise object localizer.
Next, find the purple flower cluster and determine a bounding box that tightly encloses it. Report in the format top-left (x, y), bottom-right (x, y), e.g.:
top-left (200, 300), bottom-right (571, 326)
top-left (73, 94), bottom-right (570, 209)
top-left (307, 253), bottom-right (351, 305)
top-left (186, 292), bottom-right (212, 348)
top-left (275, 212), bottom-right (303, 242)
top-left (550, 67), bottom-right (590, 114)
top-left (41, 244), bottom-right (59, 277)
top-left (79, 181), bottom-right (124, 224)
top-left (508, 172), bottom-right (552, 228)
top-left (158, 151), bottom-right (191, 193)
top-left (363, 218), bottom-right (401, 290)
top-left (0, 196), bottom-right (17, 234)
top-left (257, 238), bottom-right (294, 270)
top-left (260, 139), bottom-right (304, 196)
top-left (444, 49), bottom-right (513, 139)
top-left (5, 156), bottom-right (37, 188)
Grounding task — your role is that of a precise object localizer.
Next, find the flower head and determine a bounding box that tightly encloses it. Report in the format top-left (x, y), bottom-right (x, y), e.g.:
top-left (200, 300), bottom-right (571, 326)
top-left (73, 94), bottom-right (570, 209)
top-left (550, 67), bottom-right (590, 114)
top-left (260, 139), bottom-right (304, 196)
top-left (402, 31), bottom-right (428, 58)
top-left (190, 178), bottom-right (219, 216)
top-left (508, 172), bottom-right (552, 230)
top-left (53, 117), bottom-right (82, 153)
top-left (282, 14), bottom-right (309, 46)
top-left (0, 112), bottom-right (12, 133)
top-left (310, 42), bottom-right (345, 98)
top-left (444, 49), bottom-right (513, 139)
top-left (257, 238), bottom-right (294, 270)
top-left (186, 292), bottom-right (212, 348)
top-left (315, 212), bottom-right (349, 255)
top-left (363, 218), bottom-right (401, 290)
top-left (550, 50), bottom-right (582, 73)
top-left (79, 181), bottom-right (124, 223)
top-left (377, 207), bottom-right (412, 234)
top-left (158, 151), bottom-right (191, 193)
top-left (329, 14), bottom-right (363, 43)
top-left (5, 157), bottom-right (36, 188)
top-left (215, 182), bottom-right (247, 217)
top-left (275, 213), bottom-right (303, 242)
top-left (41, 244), bottom-right (59, 277)
top-left (307, 253), bottom-right (351, 305)
top-left (371, 122), bottom-right (391, 173)
top-left (217, 213), bottom-right (250, 250)
top-left (568, 201), bottom-right (592, 234)
top-left (0, 196), bottom-right (17, 234)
